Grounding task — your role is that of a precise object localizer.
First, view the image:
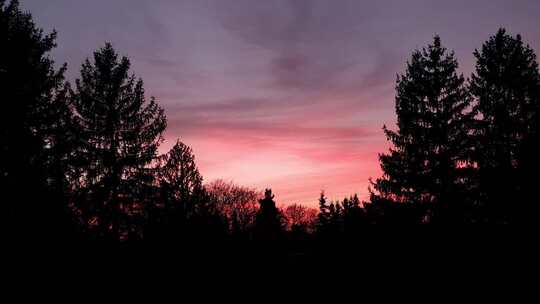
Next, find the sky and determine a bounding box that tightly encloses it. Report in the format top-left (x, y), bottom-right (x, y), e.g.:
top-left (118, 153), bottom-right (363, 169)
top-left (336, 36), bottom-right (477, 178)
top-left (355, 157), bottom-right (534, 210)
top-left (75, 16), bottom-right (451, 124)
top-left (22, 0), bottom-right (540, 206)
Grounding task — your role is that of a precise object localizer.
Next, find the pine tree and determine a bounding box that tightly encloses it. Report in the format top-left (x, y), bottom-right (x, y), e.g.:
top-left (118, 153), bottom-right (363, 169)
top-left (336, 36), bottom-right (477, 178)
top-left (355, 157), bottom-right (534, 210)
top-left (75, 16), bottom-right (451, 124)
top-left (342, 194), bottom-right (365, 234)
top-left (470, 29), bottom-right (540, 223)
top-left (158, 140), bottom-right (204, 209)
top-left (519, 93), bottom-right (540, 223)
top-left (1, 0), bottom-right (74, 239)
top-left (42, 83), bottom-right (77, 191)
top-left (40, 82), bottom-right (83, 238)
top-left (331, 202), bottom-right (343, 232)
top-left (370, 36), bottom-right (474, 224)
top-left (254, 189), bottom-right (284, 241)
top-left (147, 140), bottom-right (218, 239)
top-left (316, 192), bottom-right (342, 236)
top-left (317, 192), bottom-right (330, 231)
top-left (71, 43), bottom-right (167, 240)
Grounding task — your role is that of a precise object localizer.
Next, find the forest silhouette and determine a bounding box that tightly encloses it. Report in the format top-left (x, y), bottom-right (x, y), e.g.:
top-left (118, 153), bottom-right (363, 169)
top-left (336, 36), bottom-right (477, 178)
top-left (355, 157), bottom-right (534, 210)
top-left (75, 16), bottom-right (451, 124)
top-left (2, 0), bottom-right (540, 250)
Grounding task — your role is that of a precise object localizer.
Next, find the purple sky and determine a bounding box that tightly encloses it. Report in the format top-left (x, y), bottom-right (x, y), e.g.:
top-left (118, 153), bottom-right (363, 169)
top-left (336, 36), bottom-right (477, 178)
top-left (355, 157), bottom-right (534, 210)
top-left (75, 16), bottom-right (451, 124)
top-left (23, 0), bottom-right (540, 206)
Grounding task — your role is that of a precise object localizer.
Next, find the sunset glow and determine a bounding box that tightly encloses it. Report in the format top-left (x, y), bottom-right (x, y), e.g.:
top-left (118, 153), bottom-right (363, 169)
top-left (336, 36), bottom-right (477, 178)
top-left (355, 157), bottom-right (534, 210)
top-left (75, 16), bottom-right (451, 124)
top-left (23, 0), bottom-right (540, 206)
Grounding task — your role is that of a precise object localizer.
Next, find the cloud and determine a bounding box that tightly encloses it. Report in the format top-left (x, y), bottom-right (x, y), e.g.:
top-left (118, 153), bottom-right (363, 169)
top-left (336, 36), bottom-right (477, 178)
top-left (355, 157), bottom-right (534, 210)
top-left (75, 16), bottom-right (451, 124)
top-left (23, 0), bottom-right (540, 205)
top-left (166, 117), bottom-right (375, 143)
top-left (215, 0), bottom-right (379, 91)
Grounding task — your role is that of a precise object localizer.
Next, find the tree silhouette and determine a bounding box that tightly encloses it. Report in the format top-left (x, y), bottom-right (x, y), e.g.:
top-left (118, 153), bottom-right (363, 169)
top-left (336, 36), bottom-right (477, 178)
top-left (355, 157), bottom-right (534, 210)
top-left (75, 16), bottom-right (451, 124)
top-left (5, 0), bottom-right (539, 249)
top-left (470, 29), bottom-right (540, 224)
top-left (370, 36), bottom-right (474, 224)
top-left (206, 179), bottom-right (260, 237)
top-left (316, 192), bottom-right (342, 235)
top-left (253, 189), bottom-right (285, 241)
top-left (340, 194), bottom-right (365, 235)
top-left (70, 43), bottom-right (167, 240)
top-left (1, 0), bottom-right (76, 240)
top-left (316, 193), bottom-right (367, 235)
top-left (284, 203), bottom-right (317, 236)
top-left (147, 140), bottom-right (225, 240)
top-left (158, 140), bottom-right (204, 213)
top-left (518, 99), bottom-right (540, 224)
top-left (316, 192), bottom-right (331, 235)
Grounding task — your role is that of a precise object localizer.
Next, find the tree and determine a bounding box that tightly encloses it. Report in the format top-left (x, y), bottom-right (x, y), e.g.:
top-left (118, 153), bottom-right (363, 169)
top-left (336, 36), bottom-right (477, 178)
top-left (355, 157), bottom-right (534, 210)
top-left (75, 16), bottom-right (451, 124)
top-left (158, 140), bottom-right (204, 209)
top-left (341, 194), bottom-right (366, 234)
top-left (316, 192), bottom-right (343, 236)
top-left (147, 140), bottom-right (224, 239)
top-left (316, 192), bottom-right (330, 233)
top-left (1, 0), bottom-right (75, 239)
top-left (284, 204), bottom-right (317, 235)
top-left (470, 29), bottom-right (540, 223)
top-left (253, 189), bottom-right (285, 241)
top-left (518, 97), bottom-right (540, 223)
top-left (70, 43), bottom-right (167, 240)
top-left (370, 36), bottom-right (474, 224)
top-left (206, 179), bottom-right (260, 236)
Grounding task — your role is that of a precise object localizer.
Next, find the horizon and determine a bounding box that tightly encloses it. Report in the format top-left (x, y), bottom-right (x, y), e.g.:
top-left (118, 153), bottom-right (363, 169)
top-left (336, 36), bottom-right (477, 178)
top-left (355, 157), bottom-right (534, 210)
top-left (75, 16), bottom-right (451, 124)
top-left (22, 0), bottom-right (540, 207)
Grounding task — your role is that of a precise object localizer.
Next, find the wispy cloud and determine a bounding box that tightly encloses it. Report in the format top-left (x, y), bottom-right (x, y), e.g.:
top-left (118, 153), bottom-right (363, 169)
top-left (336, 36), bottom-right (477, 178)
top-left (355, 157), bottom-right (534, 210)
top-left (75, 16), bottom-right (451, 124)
top-left (23, 0), bottom-right (540, 205)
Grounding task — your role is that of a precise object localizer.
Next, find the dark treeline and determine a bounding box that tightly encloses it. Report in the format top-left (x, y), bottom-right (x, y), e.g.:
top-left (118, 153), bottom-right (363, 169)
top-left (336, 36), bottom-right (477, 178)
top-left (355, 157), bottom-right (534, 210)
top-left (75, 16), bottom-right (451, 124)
top-left (2, 1), bottom-right (540, 246)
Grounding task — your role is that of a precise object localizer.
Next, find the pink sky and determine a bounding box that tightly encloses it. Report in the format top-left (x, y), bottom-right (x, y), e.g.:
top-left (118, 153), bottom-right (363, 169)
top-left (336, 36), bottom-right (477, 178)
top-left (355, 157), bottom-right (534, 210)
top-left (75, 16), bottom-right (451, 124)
top-left (24, 0), bottom-right (540, 207)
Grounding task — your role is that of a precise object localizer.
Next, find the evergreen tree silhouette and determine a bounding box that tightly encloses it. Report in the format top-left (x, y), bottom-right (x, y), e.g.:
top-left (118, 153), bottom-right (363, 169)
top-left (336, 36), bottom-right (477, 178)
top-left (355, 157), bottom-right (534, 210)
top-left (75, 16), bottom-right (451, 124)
top-left (40, 81), bottom-right (83, 239)
top-left (158, 140), bottom-right (204, 220)
top-left (70, 43), bottom-right (167, 240)
top-left (316, 194), bottom-right (365, 236)
top-left (254, 189), bottom-right (284, 241)
top-left (341, 194), bottom-right (365, 236)
top-left (470, 29), bottom-right (540, 223)
top-left (370, 36), bottom-right (474, 224)
top-left (518, 92), bottom-right (540, 223)
top-left (147, 140), bottom-right (224, 240)
top-left (329, 201), bottom-right (343, 232)
top-left (1, 0), bottom-right (75, 240)
top-left (316, 192), bottom-right (330, 235)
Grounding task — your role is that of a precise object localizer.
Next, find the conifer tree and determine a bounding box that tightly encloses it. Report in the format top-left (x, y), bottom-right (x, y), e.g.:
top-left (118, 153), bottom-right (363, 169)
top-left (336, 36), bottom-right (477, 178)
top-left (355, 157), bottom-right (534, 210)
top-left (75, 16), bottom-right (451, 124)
top-left (71, 43), bottom-right (166, 240)
top-left (147, 140), bottom-right (218, 239)
top-left (1, 0), bottom-right (74, 239)
top-left (371, 36), bottom-right (474, 223)
top-left (342, 194), bottom-right (365, 234)
top-left (470, 29), bottom-right (540, 223)
top-left (254, 189), bottom-right (284, 241)
top-left (317, 192), bottom-right (330, 231)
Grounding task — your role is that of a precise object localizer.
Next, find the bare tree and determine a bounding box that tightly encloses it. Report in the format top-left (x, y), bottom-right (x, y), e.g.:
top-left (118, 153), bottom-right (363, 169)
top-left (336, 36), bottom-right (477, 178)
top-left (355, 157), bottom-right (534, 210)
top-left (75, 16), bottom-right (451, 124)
top-left (284, 204), bottom-right (318, 234)
top-left (206, 180), bottom-right (261, 234)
